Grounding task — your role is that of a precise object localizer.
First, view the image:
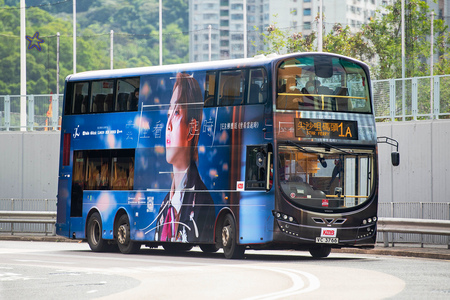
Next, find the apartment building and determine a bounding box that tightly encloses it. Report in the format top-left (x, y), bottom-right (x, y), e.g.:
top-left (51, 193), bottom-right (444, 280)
top-left (188, 0), bottom-right (399, 62)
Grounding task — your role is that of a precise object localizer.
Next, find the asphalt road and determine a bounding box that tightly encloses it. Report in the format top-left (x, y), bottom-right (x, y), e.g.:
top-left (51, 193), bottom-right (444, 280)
top-left (1, 241), bottom-right (450, 299)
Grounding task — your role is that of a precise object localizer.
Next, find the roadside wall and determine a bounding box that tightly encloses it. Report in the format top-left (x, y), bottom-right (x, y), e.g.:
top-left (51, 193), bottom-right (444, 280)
top-left (0, 132), bottom-right (60, 199)
top-left (377, 120), bottom-right (450, 203)
top-left (1, 121), bottom-right (450, 204)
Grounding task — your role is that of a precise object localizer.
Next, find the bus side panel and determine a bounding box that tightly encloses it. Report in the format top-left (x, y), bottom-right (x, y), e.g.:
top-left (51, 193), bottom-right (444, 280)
top-left (56, 175), bottom-right (70, 236)
top-left (239, 190), bottom-right (275, 244)
top-left (82, 190), bottom-right (166, 242)
top-left (212, 102), bottom-right (274, 244)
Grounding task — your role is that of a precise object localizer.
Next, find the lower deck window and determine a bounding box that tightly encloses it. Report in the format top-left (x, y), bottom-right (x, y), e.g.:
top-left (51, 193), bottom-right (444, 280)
top-left (70, 149), bottom-right (135, 217)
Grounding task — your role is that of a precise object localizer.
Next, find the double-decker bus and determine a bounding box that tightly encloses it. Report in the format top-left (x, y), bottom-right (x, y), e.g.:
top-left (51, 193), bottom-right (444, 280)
top-left (57, 52), bottom-right (381, 258)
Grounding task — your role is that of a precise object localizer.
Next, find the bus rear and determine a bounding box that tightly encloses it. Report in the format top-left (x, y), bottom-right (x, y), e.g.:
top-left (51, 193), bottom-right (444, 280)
top-left (271, 53), bottom-right (378, 257)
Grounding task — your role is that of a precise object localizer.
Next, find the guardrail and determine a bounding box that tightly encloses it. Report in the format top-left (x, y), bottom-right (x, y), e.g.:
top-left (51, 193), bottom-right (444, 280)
top-left (0, 211), bottom-right (56, 236)
top-left (0, 212), bottom-right (449, 246)
top-left (377, 217), bottom-right (450, 249)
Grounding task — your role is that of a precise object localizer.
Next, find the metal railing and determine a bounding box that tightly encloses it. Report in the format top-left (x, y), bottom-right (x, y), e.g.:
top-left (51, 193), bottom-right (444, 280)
top-left (0, 74), bottom-right (449, 131)
top-left (0, 211), bottom-right (56, 236)
top-left (378, 217), bottom-right (450, 249)
top-left (0, 94), bottom-right (62, 131)
top-left (0, 199), bottom-right (449, 247)
top-left (0, 199), bottom-right (57, 235)
top-left (373, 74), bottom-right (450, 121)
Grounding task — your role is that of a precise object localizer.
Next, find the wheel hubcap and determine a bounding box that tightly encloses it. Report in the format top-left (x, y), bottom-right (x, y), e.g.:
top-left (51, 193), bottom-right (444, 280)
top-left (92, 220), bottom-right (100, 245)
top-left (118, 225), bottom-right (127, 245)
top-left (222, 225), bottom-right (231, 247)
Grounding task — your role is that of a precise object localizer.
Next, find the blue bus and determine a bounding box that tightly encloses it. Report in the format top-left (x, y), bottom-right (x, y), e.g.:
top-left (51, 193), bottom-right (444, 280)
top-left (57, 52), bottom-right (381, 258)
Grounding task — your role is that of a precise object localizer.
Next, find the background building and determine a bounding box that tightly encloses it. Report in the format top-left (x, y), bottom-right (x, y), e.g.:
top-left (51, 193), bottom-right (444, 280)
top-left (189, 0), bottom-right (392, 62)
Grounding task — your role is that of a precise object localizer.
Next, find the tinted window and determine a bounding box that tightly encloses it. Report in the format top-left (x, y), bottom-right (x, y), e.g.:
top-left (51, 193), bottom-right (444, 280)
top-left (71, 82), bottom-right (89, 114)
top-left (219, 70), bottom-right (245, 106)
top-left (91, 80), bottom-right (114, 113)
top-left (277, 56), bottom-right (371, 113)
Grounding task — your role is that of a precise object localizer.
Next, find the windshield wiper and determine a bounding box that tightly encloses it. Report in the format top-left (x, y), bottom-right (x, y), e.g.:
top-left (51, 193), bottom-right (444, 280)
top-left (318, 142), bottom-right (353, 155)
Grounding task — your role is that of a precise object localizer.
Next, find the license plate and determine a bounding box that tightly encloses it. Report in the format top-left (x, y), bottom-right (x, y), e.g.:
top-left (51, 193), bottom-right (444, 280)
top-left (316, 237), bottom-right (339, 244)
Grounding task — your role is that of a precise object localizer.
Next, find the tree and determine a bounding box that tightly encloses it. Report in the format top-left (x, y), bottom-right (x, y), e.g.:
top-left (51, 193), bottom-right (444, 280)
top-left (255, 0), bottom-right (450, 80)
top-left (363, 0), bottom-right (449, 79)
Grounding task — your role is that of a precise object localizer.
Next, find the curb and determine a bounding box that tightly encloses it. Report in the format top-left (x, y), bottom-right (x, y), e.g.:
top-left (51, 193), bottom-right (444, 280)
top-left (1, 235), bottom-right (449, 260)
top-left (0, 234), bottom-right (78, 243)
top-left (333, 247), bottom-right (450, 260)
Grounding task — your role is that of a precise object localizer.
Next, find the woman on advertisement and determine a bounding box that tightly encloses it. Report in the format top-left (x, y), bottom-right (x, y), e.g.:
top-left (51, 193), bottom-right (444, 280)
top-left (154, 72), bottom-right (215, 243)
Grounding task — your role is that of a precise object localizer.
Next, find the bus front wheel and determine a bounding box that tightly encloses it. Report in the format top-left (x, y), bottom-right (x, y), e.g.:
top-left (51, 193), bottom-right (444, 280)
top-left (221, 214), bottom-right (245, 259)
top-left (116, 214), bottom-right (141, 254)
top-left (309, 245), bottom-right (331, 258)
top-left (87, 212), bottom-right (109, 252)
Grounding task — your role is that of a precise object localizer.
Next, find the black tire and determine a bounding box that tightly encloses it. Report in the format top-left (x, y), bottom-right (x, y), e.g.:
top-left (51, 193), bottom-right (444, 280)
top-left (309, 245), bottom-right (332, 258)
top-left (87, 212), bottom-right (110, 252)
top-left (200, 244), bottom-right (219, 253)
top-left (116, 214), bottom-right (141, 254)
top-left (221, 214), bottom-right (245, 259)
top-left (162, 243), bottom-right (193, 253)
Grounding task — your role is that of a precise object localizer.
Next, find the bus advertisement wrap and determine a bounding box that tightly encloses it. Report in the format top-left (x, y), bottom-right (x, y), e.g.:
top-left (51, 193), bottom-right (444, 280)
top-left (57, 53), bottom-right (382, 258)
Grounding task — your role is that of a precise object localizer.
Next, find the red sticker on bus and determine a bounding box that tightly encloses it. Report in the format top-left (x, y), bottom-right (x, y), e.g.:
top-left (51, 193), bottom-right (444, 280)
top-left (321, 228), bottom-right (337, 237)
top-left (322, 199), bottom-right (329, 207)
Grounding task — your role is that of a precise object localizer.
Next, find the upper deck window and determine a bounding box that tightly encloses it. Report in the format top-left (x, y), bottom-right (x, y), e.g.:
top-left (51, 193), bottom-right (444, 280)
top-left (92, 80), bottom-right (114, 113)
top-left (276, 56), bottom-right (372, 113)
top-left (116, 78), bottom-right (140, 112)
top-left (65, 77), bottom-right (140, 115)
top-left (206, 67), bottom-right (267, 107)
top-left (72, 82), bottom-right (89, 114)
top-left (219, 70), bottom-right (245, 106)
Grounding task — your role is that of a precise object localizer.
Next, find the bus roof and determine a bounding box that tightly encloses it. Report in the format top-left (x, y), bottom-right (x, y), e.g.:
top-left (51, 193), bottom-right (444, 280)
top-left (66, 52), bottom-right (368, 82)
top-left (67, 54), bottom-right (277, 82)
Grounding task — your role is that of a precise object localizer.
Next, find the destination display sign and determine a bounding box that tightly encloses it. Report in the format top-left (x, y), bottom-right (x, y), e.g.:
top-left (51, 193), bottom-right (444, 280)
top-left (294, 118), bottom-right (358, 140)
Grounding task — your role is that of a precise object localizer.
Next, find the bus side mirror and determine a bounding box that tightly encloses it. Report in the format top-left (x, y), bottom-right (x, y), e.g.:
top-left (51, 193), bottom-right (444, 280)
top-left (391, 152), bottom-right (400, 166)
top-left (377, 136), bottom-right (400, 167)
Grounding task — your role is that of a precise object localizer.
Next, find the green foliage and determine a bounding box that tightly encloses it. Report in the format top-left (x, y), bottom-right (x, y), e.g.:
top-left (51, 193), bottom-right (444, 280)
top-left (257, 0), bottom-right (450, 80)
top-left (0, 0), bottom-right (189, 95)
top-left (362, 0), bottom-right (449, 79)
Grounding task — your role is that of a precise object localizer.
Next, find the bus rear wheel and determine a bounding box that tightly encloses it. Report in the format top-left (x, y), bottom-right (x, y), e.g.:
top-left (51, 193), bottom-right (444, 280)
top-left (87, 212), bottom-right (110, 252)
top-left (221, 214), bottom-right (245, 259)
top-left (309, 245), bottom-right (331, 258)
top-left (116, 214), bottom-right (141, 254)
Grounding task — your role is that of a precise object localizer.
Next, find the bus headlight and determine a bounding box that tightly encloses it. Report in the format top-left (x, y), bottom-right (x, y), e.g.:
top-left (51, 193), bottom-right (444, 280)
top-left (361, 216), bottom-right (377, 226)
top-left (273, 211), bottom-right (297, 224)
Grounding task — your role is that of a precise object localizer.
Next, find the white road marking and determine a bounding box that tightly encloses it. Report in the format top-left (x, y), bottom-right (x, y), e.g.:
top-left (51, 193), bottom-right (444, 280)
top-left (240, 266), bottom-right (320, 300)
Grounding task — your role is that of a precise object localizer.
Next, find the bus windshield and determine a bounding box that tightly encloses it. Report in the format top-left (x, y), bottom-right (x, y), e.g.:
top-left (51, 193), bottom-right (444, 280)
top-left (278, 144), bottom-right (375, 210)
top-left (276, 55), bottom-right (371, 113)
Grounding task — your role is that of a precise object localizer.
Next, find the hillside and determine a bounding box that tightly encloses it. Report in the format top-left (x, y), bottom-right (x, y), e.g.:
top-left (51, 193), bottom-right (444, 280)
top-left (0, 0), bottom-right (189, 95)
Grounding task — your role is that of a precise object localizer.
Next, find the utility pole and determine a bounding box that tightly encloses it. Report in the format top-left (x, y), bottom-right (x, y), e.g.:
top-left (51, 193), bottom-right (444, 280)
top-left (401, 0), bottom-right (405, 121)
top-left (318, 0), bottom-right (323, 52)
top-left (208, 25), bottom-right (212, 61)
top-left (159, 0), bottom-right (162, 66)
top-left (73, 0), bottom-right (76, 73)
top-left (430, 11), bottom-right (434, 119)
top-left (110, 30), bottom-right (114, 70)
top-left (243, 0), bottom-right (247, 58)
top-left (20, 0), bottom-right (26, 131)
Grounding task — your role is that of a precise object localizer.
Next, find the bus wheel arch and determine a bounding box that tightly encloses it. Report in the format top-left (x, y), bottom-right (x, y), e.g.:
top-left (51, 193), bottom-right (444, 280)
top-left (114, 211), bottom-right (141, 254)
top-left (86, 210), bottom-right (109, 252)
top-left (218, 211), bottom-right (245, 259)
